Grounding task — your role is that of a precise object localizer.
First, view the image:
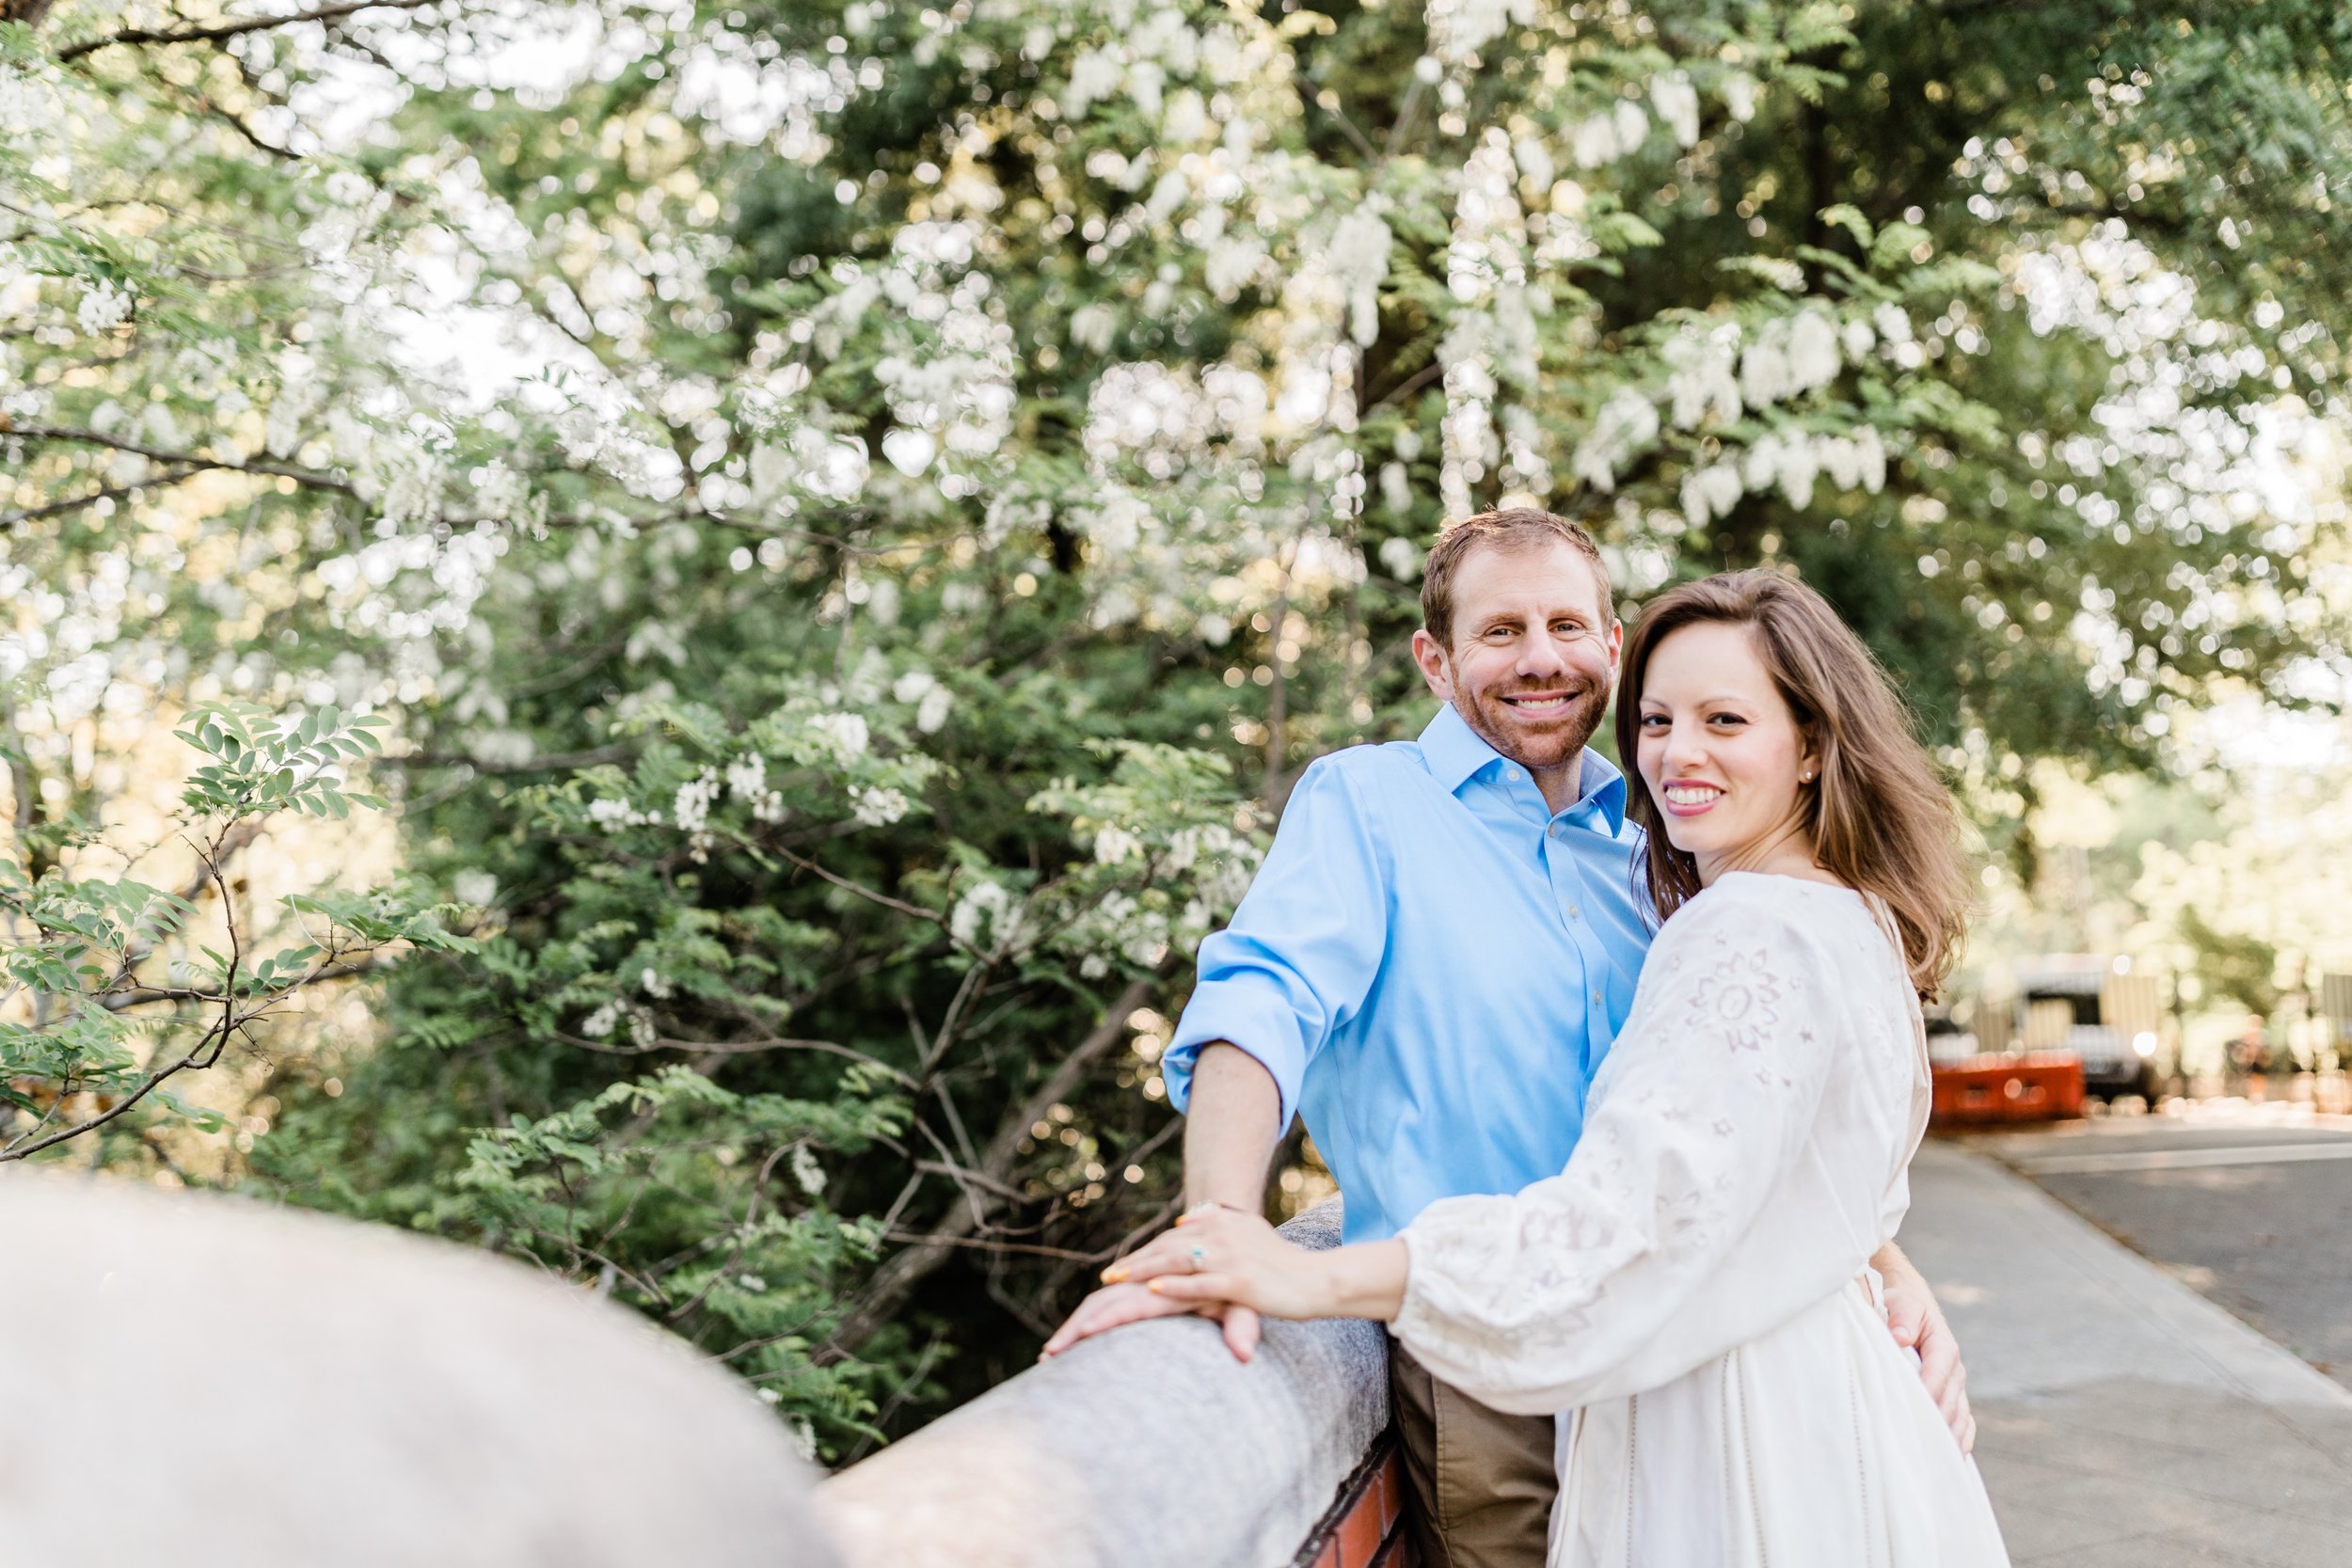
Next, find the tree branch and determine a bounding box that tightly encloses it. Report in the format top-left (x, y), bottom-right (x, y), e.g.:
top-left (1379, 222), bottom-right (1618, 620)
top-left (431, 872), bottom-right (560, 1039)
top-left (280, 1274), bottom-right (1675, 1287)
top-left (5, 423), bottom-right (353, 496)
top-left (56, 0), bottom-right (453, 63)
top-left (818, 971), bottom-right (1161, 1358)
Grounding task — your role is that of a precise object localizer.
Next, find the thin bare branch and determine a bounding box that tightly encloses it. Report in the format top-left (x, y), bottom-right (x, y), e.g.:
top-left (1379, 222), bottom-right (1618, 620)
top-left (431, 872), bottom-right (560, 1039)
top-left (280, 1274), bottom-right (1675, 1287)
top-left (6, 422), bottom-right (354, 495)
top-left (56, 0), bottom-right (453, 63)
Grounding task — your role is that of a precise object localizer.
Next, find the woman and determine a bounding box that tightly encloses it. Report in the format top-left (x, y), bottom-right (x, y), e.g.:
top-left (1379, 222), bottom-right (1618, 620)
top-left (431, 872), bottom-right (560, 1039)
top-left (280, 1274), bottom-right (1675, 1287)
top-left (1082, 572), bottom-right (2009, 1565)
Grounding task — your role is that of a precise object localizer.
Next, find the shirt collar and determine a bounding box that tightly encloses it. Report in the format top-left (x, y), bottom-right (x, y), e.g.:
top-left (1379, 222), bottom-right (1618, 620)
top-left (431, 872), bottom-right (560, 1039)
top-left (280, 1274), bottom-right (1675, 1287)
top-left (1417, 704), bottom-right (1630, 834)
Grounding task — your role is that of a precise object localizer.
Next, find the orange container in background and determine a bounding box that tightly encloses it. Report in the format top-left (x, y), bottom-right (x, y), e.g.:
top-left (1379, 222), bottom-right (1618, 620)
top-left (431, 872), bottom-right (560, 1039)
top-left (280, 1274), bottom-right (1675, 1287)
top-left (1930, 1052), bottom-right (2086, 1127)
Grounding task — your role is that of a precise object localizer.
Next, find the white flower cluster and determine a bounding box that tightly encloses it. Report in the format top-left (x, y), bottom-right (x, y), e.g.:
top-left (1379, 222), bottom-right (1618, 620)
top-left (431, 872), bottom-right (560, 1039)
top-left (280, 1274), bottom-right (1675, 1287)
top-left (1738, 310), bottom-right (1845, 406)
top-left (674, 771), bottom-right (720, 834)
top-left (1651, 73), bottom-right (1703, 149)
top-left (871, 221), bottom-right (1018, 499)
top-left (805, 711), bottom-right (869, 763)
top-left (579, 1002), bottom-right (658, 1049)
top-left (891, 669), bottom-right (955, 735)
top-left (1571, 99), bottom-right (1651, 169)
top-left (850, 785), bottom-right (909, 827)
top-left (949, 879), bottom-right (1025, 956)
top-left (723, 752), bottom-right (788, 823)
top-left (1572, 388), bottom-right (1662, 493)
top-left (1093, 825), bottom-right (1141, 865)
top-left (588, 796), bottom-right (662, 830)
top-left (1679, 426), bottom-right (1887, 527)
top-left (790, 1144), bottom-right (827, 1199)
top-left (1423, 0), bottom-right (1536, 65)
top-left (1437, 133), bottom-right (1534, 520)
top-left (1326, 205), bottom-right (1393, 350)
top-left (76, 279), bottom-right (133, 337)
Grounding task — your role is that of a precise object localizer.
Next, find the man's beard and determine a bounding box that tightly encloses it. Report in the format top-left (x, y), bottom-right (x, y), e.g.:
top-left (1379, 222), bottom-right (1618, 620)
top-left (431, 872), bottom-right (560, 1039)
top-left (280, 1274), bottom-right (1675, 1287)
top-left (1459, 679), bottom-right (1607, 772)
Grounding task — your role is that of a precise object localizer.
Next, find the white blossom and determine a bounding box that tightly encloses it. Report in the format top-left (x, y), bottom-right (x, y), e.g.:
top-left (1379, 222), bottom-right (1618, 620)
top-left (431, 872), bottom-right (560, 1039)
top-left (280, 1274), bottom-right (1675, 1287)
top-left (581, 1003), bottom-right (620, 1039)
top-left (1571, 388), bottom-right (1661, 493)
top-left (1840, 315), bottom-right (1878, 361)
top-left (674, 771), bottom-right (720, 833)
top-left (76, 279), bottom-right (132, 336)
top-left (1571, 114), bottom-right (1622, 169)
top-left (1722, 73), bottom-right (1759, 123)
top-left (1873, 302), bottom-right (1914, 344)
top-left (1379, 533), bottom-right (1422, 580)
top-left (1680, 461), bottom-right (1746, 530)
top-left (790, 1145), bottom-right (827, 1199)
top-left (1787, 309), bottom-right (1842, 392)
top-left (806, 710), bottom-right (869, 762)
top-left (1665, 327), bottom-right (1742, 429)
top-left (452, 869), bottom-right (499, 906)
top-left (950, 879), bottom-right (1019, 951)
top-left (1094, 825), bottom-right (1140, 864)
top-left (1651, 72), bottom-right (1702, 148)
top-left (1424, 0), bottom-right (1534, 64)
top-left (1326, 206), bottom-right (1393, 349)
top-left (724, 752), bottom-right (768, 800)
top-left (1740, 322), bottom-right (1793, 406)
top-left (1064, 46), bottom-right (1125, 119)
top-left (916, 686), bottom-right (953, 734)
top-left (640, 967), bottom-right (675, 1000)
top-left (850, 784), bottom-right (909, 827)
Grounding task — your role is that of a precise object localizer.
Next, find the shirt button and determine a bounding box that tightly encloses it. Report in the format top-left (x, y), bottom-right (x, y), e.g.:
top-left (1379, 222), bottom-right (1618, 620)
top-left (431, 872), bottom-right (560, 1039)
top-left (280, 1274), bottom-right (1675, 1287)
top-left (1549, 821), bottom-right (1567, 838)
top-left (1568, 905), bottom-right (1581, 920)
top-left (1591, 990), bottom-right (1603, 1006)
top-left (1504, 767), bottom-right (1522, 783)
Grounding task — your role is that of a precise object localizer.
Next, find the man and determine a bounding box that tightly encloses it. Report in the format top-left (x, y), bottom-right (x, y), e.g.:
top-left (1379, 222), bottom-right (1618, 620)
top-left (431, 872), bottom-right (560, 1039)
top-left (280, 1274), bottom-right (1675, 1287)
top-left (1047, 510), bottom-right (1970, 1567)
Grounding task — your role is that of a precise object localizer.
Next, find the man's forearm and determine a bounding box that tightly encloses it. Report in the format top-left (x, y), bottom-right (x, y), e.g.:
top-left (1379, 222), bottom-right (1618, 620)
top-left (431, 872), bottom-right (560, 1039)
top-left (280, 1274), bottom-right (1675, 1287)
top-left (1182, 1042), bottom-right (1285, 1212)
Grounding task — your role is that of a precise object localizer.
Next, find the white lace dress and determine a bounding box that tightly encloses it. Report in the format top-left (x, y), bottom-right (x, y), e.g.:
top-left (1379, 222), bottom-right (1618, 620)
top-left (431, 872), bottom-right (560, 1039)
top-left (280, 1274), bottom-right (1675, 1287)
top-left (1392, 873), bottom-right (2010, 1567)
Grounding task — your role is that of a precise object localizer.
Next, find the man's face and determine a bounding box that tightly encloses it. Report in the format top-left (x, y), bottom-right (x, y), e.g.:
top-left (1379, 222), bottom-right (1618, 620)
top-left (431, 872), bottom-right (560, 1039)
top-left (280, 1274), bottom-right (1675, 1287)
top-left (1412, 541), bottom-right (1622, 774)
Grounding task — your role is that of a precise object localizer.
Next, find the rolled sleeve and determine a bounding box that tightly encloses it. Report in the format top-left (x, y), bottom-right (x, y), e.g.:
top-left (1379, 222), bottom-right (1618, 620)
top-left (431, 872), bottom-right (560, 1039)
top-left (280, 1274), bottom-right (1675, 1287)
top-left (1162, 757), bottom-right (1390, 1129)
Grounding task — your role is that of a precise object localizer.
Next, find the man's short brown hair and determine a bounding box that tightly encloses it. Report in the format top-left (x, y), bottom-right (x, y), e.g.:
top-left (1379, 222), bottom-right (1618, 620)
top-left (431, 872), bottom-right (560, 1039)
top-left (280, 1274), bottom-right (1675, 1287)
top-left (1419, 509), bottom-right (1614, 649)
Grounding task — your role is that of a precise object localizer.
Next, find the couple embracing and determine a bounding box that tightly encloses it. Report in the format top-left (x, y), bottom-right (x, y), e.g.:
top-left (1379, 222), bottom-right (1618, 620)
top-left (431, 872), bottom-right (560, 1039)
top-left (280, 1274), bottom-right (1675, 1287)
top-left (1044, 509), bottom-right (2010, 1566)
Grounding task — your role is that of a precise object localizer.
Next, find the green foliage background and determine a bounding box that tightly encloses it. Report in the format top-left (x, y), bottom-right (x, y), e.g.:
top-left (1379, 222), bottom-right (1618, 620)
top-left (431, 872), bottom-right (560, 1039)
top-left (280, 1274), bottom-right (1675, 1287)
top-left (4, 0), bottom-right (2349, 1456)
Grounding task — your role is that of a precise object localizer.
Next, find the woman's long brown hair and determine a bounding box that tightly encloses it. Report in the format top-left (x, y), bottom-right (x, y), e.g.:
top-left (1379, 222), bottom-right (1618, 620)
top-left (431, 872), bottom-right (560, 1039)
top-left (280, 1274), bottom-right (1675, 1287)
top-left (1613, 570), bottom-right (1972, 998)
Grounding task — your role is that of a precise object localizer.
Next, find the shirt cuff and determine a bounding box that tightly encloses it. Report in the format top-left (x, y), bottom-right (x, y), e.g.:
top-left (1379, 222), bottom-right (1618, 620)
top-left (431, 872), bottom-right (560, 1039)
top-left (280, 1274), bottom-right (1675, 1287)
top-left (1163, 982), bottom-right (1311, 1128)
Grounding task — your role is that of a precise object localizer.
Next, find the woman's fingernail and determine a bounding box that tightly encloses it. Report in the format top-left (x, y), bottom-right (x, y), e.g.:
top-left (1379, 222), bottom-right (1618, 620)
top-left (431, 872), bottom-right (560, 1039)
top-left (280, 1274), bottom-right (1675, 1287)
top-left (1174, 1214), bottom-right (1190, 1227)
top-left (1147, 1281), bottom-right (1163, 1294)
top-left (1103, 1268), bottom-right (1127, 1283)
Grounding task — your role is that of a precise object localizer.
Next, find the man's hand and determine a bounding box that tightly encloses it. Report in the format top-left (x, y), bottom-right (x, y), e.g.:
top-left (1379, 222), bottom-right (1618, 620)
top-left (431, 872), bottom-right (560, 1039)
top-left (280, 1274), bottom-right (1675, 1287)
top-left (1875, 1244), bottom-right (1974, 1453)
top-left (1040, 1283), bottom-right (1263, 1362)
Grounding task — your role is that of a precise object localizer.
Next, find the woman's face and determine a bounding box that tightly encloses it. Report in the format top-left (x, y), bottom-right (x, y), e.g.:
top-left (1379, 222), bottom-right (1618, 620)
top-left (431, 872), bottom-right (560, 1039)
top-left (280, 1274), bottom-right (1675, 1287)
top-left (1633, 620), bottom-right (1818, 883)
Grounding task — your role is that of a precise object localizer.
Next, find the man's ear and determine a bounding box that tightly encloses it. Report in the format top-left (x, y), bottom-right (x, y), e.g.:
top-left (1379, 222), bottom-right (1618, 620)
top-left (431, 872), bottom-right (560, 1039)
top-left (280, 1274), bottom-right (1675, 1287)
top-left (1410, 629), bottom-right (1454, 703)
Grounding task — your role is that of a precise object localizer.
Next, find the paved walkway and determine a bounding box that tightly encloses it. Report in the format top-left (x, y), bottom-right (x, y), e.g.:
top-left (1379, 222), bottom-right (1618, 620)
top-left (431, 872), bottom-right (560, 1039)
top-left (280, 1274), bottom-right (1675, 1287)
top-left (1903, 1139), bottom-right (2352, 1567)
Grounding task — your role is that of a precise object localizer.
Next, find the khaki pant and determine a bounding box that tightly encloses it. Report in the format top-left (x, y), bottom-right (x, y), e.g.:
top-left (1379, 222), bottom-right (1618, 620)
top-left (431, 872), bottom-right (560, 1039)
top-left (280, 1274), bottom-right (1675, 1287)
top-left (1388, 1338), bottom-right (1556, 1568)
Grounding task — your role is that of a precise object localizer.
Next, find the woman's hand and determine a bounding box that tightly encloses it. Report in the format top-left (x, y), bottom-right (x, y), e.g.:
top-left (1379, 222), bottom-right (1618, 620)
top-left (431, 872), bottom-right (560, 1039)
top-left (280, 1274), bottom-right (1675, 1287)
top-left (1039, 1281), bottom-right (1263, 1362)
top-left (1097, 1208), bottom-right (1362, 1322)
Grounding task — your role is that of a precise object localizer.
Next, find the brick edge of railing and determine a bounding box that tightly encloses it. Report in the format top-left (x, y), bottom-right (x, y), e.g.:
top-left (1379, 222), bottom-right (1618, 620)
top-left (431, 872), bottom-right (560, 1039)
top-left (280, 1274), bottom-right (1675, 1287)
top-left (1290, 1432), bottom-right (1415, 1568)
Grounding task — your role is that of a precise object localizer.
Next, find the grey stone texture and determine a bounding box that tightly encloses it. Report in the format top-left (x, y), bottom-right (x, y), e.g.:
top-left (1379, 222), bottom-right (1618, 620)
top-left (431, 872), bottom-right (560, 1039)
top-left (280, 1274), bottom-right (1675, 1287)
top-left (818, 1198), bottom-right (1390, 1568)
top-left (0, 1173), bottom-right (835, 1568)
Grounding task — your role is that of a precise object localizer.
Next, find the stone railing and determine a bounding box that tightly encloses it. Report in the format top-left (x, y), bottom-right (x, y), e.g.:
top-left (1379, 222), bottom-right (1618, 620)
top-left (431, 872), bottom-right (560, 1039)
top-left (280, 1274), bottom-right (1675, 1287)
top-left (2, 1175), bottom-right (1401, 1568)
top-left (818, 1199), bottom-right (1409, 1568)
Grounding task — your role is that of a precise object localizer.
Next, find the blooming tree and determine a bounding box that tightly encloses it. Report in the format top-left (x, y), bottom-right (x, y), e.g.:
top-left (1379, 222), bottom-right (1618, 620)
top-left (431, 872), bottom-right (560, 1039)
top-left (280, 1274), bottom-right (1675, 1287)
top-left (4, 0), bottom-right (2349, 1453)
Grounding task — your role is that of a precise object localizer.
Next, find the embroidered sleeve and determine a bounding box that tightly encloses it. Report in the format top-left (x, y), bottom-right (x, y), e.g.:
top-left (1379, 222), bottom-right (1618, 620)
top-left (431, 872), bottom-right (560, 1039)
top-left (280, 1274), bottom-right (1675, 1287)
top-left (1391, 887), bottom-right (1845, 1413)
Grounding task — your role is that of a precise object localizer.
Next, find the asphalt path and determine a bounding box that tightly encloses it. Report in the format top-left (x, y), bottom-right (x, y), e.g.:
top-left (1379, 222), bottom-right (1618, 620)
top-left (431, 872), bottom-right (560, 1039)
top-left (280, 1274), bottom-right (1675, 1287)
top-left (1959, 1103), bottom-right (2352, 1391)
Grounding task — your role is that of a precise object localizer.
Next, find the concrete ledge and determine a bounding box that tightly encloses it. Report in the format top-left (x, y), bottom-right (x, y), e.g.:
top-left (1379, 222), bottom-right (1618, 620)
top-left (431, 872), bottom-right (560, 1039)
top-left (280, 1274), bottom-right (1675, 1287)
top-left (0, 1173), bottom-right (835, 1567)
top-left (818, 1199), bottom-right (1391, 1568)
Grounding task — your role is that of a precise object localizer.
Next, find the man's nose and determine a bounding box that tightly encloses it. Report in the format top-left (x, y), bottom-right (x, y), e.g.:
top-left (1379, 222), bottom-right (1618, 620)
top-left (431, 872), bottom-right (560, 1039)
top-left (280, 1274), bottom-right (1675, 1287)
top-left (1516, 635), bottom-right (1570, 678)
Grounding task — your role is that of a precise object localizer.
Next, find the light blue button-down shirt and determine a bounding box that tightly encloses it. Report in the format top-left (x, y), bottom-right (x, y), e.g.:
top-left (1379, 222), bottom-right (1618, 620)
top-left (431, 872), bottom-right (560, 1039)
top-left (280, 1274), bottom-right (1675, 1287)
top-left (1165, 704), bottom-right (1652, 1243)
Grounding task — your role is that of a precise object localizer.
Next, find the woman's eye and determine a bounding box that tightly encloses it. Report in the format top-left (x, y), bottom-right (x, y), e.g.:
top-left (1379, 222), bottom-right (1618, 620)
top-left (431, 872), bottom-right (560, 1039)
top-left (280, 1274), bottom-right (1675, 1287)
top-left (1638, 714), bottom-right (1668, 729)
